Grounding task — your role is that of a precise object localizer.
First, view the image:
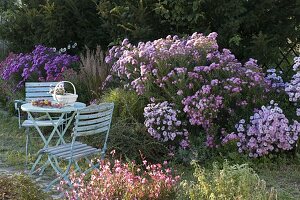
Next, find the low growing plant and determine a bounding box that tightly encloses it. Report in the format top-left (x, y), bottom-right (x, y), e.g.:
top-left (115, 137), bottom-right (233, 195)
top-left (60, 153), bottom-right (180, 200)
top-left (100, 88), bottom-right (147, 123)
top-left (178, 161), bottom-right (277, 200)
top-left (0, 174), bottom-right (50, 200)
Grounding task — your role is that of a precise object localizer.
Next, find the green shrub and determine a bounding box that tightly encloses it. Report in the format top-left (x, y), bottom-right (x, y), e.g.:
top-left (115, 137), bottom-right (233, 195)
top-left (0, 174), bottom-right (50, 200)
top-left (100, 88), bottom-right (147, 123)
top-left (0, 0), bottom-right (106, 53)
top-left (178, 161), bottom-right (277, 200)
top-left (155, 0), bottom-right (299, 67)
top-left (85, 88), bottom-right (167, 163)
top-left (0, 79), bottom-right (22, 112)
top-left (107, 121), bottom-right (168, 163)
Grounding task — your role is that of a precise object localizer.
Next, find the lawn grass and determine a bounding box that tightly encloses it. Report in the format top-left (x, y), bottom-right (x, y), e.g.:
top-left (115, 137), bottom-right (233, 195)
top-left (257, 163), bottom-right (300, 199)
top-left (0, 110), bottom-right (300, 199)
top-left (0, 110), bottom-right (45, 168)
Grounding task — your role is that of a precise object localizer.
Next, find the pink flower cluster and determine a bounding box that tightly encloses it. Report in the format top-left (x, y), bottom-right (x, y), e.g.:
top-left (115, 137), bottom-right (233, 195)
top-left (182, 92), bottom-right (223, 130)
top-left (144, 101), bottom-right (189, 149)
top-left (61, 155), bottom-right (179, 199)
top-left (236, 101), bottom-right (300, 157)
top-left (105, 32), bottom-right (218, 94)
top-left (105, 32), bottom-right (270, 149)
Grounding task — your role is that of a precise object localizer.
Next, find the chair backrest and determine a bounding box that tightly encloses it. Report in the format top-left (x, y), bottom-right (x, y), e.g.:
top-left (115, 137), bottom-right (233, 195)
top-left (73, 103), bottom-right (114, 137)
top-left (25, 82), bottom-right (59, 102)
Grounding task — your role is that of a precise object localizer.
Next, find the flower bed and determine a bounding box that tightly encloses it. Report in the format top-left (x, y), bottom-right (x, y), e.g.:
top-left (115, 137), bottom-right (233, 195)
top-left (105, 32), bottom-right (276, 152)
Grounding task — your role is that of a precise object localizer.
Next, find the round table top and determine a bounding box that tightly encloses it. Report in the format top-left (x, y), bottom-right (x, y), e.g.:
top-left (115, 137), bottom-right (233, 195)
top-left (21, 102), bottom-right (86, 113)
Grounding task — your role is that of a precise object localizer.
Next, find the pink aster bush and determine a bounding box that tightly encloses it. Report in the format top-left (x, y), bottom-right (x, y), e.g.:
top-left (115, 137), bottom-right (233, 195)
top-left (1, 45), bottom-right (79, 89)
top-left (105, 32), bottom-right (271, 149)
top-left (235, 101), bottom-right (300, 157)
top-left (60, 154), bottom-right (179, 200)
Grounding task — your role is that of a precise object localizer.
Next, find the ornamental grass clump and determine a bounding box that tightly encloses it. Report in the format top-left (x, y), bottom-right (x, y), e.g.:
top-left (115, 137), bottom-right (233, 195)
top-left (1, 45), bottom-right (79, 89)
top-left (105, 32), bottom-right (271, 149)
top-left (235, 101), bottom-right (300, 158)
top-left (60, 153), bottom-right (179, 200)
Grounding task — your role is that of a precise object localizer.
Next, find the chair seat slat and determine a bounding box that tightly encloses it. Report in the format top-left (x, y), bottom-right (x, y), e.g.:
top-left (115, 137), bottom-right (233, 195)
top-left (64, 148), bottom-right (101, 160)
top-left (54, 146), bottom-right (95, 157)
top-left (43, 142), bottom-right (87, 153)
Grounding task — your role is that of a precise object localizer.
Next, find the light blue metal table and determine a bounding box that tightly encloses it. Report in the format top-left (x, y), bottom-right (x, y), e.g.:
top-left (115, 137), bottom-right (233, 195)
top-left (21, 102), bottom-right (86, 174)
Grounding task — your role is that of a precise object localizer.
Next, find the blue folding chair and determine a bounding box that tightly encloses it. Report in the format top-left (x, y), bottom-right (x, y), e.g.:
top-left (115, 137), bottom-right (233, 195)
top-left (40, 103), bottom-right (114, 190)
top-left (14, 82), bottom-right (63, 166)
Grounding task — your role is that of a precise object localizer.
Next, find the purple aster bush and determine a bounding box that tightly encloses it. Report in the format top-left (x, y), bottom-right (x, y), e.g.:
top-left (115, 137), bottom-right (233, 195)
top-left (285, 57), bottom-right (300, 103)
top-left (265, 68), bottom-right (286, 90)
top-left (144, 101), bottom-right (189, 149)
top-left (1, 45), bottom-right (79, 89)
top-left (105, 32), bottom-right (273, 150)
top-left (235, 101), bottom-right (300, 157)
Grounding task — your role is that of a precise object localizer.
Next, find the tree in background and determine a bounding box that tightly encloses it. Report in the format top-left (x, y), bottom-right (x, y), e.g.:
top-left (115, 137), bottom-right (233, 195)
top-left (156, 0), bottom-right (299, 65)
top-left (96, 0), bottom-right (170, 45)
top-left (0, 0), bottom-right (107, 53)
top-left (0, 0), bottom-right (299, 67)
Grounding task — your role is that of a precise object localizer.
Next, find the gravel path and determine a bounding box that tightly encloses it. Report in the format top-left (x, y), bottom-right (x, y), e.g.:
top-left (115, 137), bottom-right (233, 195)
top-left (0, 107), bottom-right (64, 199)
top-left (0, 158), bottom-right (63, 199)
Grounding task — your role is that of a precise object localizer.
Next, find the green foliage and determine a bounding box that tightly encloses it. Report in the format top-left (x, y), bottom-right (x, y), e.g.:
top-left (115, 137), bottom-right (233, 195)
top-left (0, 0), bottom-right (106, 53)
top-left (156, 0), bottom-right (299, 66)
top-left (0, 174), bottom-right (50, 200)
top-left (86, 88), bottom-right (168, 163)
top-left (97, 0), bottom-right (168, 46)
top-left (178, 161), bottom-right (278, 200)
top-left (101, 88), bottom-right (147, 123)
top-left (107, 121), bottom-right (168, 163)
top-left (0, 79), bottom-right (22, 112)
top-left (1, 0), bottom-right (298, 68)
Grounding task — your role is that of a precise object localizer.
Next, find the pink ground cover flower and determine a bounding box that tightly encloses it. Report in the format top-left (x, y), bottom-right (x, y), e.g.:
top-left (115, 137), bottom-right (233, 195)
top-left (60, 155), bottom-right (180, 200)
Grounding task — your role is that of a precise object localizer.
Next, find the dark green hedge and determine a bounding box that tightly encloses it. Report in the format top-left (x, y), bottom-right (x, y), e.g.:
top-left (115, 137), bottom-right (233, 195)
top-left (0, 0), bottom-right (299, 66)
